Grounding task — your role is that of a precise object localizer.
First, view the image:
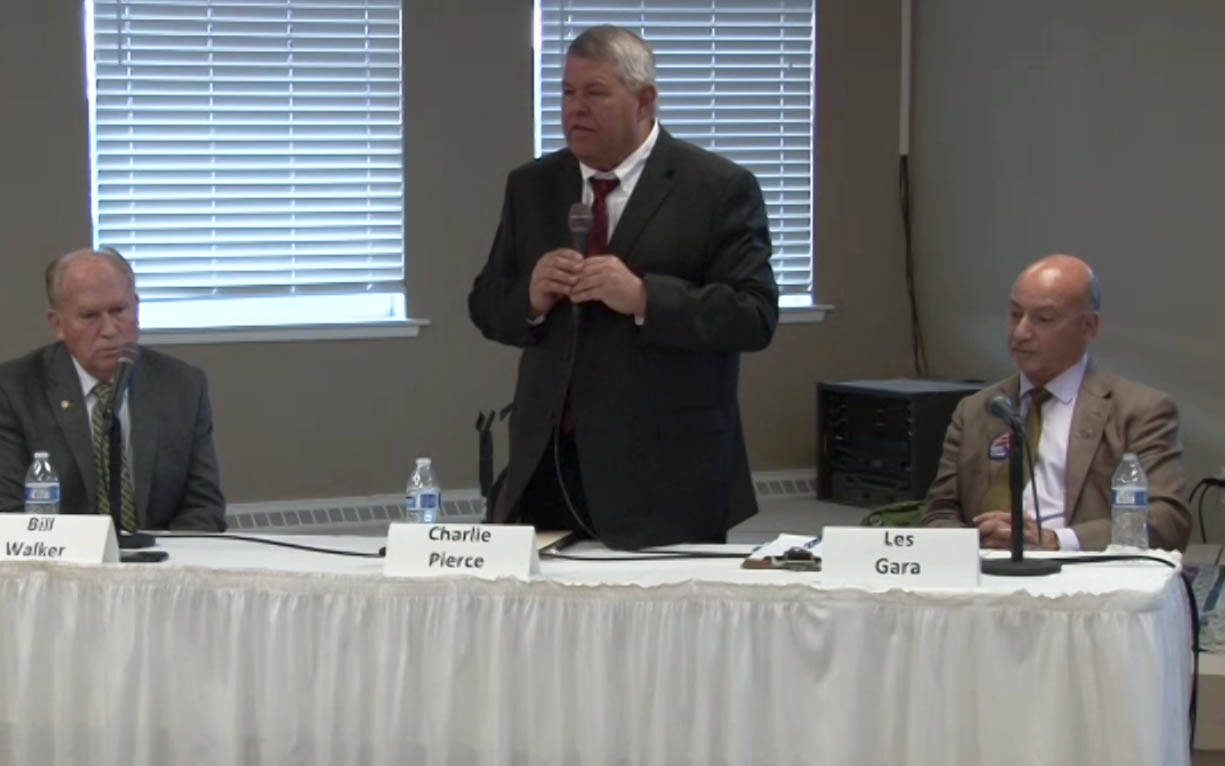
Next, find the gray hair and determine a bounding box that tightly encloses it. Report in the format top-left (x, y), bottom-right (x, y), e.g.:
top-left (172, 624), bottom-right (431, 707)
top-left (1085, 269), bottom-right (1102, 314)
top-left (45, 247), bottom-right (136, 308)
top-left (568, 25), bottom-right (657, 97)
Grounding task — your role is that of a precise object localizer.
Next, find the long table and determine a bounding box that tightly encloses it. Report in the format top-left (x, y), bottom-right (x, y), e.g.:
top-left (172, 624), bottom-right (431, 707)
top-left (0, 535), bottom-right (1193, 765)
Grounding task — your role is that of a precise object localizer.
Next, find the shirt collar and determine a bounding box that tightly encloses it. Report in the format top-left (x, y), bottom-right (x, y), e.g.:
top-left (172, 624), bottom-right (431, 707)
top-left (1020, 353), bottom-right (1089, 406)
top-left (578, 119), bottom-right (659, 185)
top-left (70, 356), bottom-right (103, 400)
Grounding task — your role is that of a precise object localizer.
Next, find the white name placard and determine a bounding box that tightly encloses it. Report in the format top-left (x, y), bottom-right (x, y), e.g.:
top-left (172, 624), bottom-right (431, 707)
top-left (383, 523), bottom-right (538, 580)
top-left (821, 526), bottom-right (979, 588)
top-left (0, 515), bottom-right (119, 564)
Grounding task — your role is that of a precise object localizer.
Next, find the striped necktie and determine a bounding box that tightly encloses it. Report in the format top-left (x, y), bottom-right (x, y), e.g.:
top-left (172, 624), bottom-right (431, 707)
top-left (91, 382), bottom-right (137, 531)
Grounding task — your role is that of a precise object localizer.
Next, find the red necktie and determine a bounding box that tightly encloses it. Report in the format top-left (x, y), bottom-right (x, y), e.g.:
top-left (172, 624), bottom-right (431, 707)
top-left (560, 176), bottom-right (620, 434)
top-left (587, 177), bottom-right (620, 255)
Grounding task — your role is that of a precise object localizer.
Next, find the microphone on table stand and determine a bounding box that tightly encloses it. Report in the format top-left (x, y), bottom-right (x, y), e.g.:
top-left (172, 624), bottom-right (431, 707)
top-left (102, 345), bottom-right (156, 550)
top-left (980, 394), bottom-right (1061, 577)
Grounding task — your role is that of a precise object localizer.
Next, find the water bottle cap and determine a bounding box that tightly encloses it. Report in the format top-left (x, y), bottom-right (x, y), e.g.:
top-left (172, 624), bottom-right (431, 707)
top-left (416, 457), bottom-right (430, 466)
top-left (33, 451), bottom-right (49, 459)
top-left (1122, 452), bottom-right (1138, 461)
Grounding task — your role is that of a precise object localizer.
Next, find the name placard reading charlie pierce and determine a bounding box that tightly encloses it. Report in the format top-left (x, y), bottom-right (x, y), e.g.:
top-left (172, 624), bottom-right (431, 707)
top-left (821, 526), bottom-right (979, 588)
top-left (0, 515), bottom-right (119, 564)
top-left (384, 524), bottom-right (538, 580)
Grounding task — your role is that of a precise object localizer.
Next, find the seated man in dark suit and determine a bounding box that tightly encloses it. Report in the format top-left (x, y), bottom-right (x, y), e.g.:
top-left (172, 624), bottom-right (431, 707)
top-left (921, 254), bottom-right (1190, 550)
top-left (0, 248), bottom-right (226, 530)
top-left (468, 25), bottom-right (779, 549)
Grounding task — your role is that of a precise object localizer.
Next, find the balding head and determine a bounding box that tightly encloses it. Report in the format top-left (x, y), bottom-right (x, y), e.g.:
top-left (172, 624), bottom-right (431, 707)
top-left (1014, 253), bottom-right (1101, 315)
top-left (45, 248), bottom-right (136, 309)
top-left (1008, 254), bottom-right (1101, 387)
top-left (45, 248), bottom-right (140, 381)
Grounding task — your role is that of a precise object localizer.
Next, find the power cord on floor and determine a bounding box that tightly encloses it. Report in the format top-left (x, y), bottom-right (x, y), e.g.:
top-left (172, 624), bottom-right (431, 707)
top-left (1190, 476), bottom-right (1225, 543)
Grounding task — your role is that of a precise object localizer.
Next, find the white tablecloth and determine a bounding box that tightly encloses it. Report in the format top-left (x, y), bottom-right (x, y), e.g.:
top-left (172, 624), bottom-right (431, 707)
top-left (0, 535), bottom-right (1193, 766)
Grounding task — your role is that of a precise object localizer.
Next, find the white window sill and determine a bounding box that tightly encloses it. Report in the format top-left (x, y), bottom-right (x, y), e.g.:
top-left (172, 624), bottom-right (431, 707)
top-left (140, 319), bottom-right (431, 346)
top-left (779, 304), bottom-right (833, 324)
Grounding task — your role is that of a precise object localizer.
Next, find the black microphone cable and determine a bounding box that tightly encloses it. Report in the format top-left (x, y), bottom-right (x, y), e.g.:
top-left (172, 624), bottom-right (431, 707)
top-left (539, 547), bottom-right (750, 562)
top-left (148, 532), bottom-right (384, 558)
top-left (1034, 551), bottom-right (1199, 749)
top-left (1190, 476), bottom-right (1225, 543)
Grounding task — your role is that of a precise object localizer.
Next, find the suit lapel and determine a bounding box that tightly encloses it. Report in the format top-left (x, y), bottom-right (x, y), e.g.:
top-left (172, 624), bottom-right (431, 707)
top-left (45, 344), bottom-right (98, 512)
top-left (1064, 365), bottom-right (1110, 524)
top-left (129, 356), bottom-right (157, 526)
top-left (607, 129), bottom-right (676, 262)
top-left (966, 377), bottom-right (1020, 515)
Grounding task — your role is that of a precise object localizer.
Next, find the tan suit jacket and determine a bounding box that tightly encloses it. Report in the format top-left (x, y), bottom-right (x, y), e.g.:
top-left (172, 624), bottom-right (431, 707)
top-left (921, 365), bottom-right (1190, 550)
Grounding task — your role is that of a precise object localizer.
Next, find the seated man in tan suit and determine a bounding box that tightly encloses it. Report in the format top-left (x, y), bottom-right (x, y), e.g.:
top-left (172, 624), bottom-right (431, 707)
top-left (921, 254), bottom-right (1190, 551)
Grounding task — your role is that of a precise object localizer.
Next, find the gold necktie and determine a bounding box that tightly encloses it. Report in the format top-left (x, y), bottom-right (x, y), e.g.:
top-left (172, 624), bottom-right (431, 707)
top-left (91, 382), bottom-right (137, 531)
top-left (980, 388), bottom-right (1051, 514)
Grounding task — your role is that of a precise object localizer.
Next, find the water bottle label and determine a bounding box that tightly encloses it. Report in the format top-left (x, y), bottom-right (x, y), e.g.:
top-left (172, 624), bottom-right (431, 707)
top-left (1112, 489), bottom-right (1147, 506)
top-left (406, 491), bottom-right (440, 510)
top-left (25, 483), bottom-right (60, 503)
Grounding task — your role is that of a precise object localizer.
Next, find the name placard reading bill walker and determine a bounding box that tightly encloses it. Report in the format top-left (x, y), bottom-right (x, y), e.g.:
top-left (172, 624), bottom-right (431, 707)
top-left (0, 514), bottom-right (119, 564)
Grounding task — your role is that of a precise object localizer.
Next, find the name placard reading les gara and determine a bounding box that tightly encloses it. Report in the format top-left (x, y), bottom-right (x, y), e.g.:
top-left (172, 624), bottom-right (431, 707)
top-left (383, 523), bottom-right (538, 580)
top-left (821, 526), bottom-right (979, 588)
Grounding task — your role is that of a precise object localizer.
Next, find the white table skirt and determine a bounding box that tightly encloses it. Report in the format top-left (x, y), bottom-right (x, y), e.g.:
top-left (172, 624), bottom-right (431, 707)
top-left (0, 535), bottom-right (1193, 766)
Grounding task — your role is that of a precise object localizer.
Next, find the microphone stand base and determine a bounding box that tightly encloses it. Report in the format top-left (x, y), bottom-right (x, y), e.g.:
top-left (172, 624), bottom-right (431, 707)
top-left (118, 531), bottom-right (157, 549)
top-left (981, 557), bottom-right (1063, 577)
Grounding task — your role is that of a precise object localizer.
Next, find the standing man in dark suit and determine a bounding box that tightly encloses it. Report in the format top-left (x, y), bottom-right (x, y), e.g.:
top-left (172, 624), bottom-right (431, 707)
top-left (921, 254), bottom-right (1190, 550)
top-left (469, 25), bottom-right (778, 549)
top-left (0, 248), bottom-right (226, 530)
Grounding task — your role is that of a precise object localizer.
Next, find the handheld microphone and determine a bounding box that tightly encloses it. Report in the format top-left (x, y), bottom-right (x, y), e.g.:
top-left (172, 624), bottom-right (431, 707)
top-left (567, 202), bottom-right (594, 326)
top-left (568, 202), bottom-right (593, 256)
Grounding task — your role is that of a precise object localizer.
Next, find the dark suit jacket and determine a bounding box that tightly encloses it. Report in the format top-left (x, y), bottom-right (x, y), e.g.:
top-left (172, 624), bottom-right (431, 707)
top-left (921, 365), bottom-right (1190, 550)
top-left (468, 129), bottom-right (779, 549)
top-left (0, 342), bottom-right (226, 531)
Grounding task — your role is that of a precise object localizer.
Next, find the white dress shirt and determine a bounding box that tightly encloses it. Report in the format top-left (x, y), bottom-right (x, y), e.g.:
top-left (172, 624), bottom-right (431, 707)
top-left (528, 120), bottom-right (661, 326)
top-left (1018, 353), bottom-right (1090, 551)
top-left (577, 119), bottom-right (660, 242)
top-left (71, 357), bottom-right (134, 485)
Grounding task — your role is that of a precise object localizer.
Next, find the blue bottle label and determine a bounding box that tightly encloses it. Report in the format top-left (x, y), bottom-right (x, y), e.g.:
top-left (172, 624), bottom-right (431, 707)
top-left (1112, 489), bottom-right (1147, 507)
top-left (406, 490), bottom-right (440, 510)
top-left (25, 483), bottom-right (60, 503)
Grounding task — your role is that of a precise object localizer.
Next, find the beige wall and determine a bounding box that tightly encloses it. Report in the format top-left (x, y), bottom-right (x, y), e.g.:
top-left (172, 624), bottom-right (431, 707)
top-left (0, 0), bottom-right (910, 500)
top-left (911, 1), bottom-right (1225, 534)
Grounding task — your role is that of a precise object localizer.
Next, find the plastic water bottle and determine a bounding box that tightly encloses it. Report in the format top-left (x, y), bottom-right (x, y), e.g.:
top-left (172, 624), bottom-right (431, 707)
top-left (24, 451), bottom-right (60, 514)
top-left (405, 457), bottom-right (441, 524)
top-left (1111, 452), bottom-right (1149, 548)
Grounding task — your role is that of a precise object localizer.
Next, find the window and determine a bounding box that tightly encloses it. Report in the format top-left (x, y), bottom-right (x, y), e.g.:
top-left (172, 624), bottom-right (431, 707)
top-left (86, 0), bottom-right (406, 330)
top-left (535, 0), bottom-right (816, 308)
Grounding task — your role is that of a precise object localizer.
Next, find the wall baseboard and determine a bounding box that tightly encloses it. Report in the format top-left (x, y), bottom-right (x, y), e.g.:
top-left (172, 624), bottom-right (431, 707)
top-left (224, 469), bottom-right (817, 534)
